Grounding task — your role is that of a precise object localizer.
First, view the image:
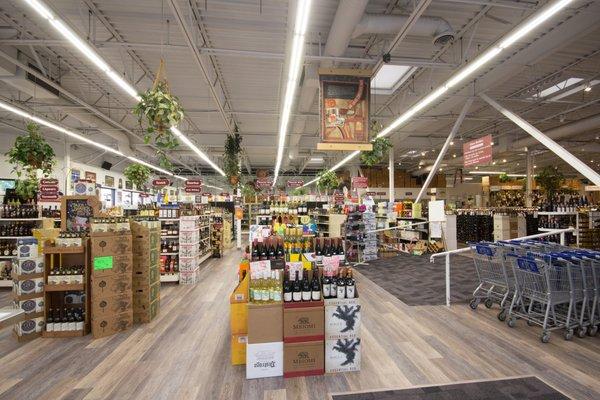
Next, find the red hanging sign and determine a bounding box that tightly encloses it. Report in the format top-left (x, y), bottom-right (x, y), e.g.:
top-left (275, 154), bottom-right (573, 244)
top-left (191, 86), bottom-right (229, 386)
top-left (186, 179), bottom-right (202, 187)
top-left (256, 178), bottom-right (273, 188)
top-left (152, 178), bottom-right (170, 187)
top-left (185, 186), bottom-right (202, 193)
top-left (351, 176), bottom-right (368, 189)
top-left (286, 179), bottom-right (304, 188)
top-left (463, 134), bottom-right (493, 167)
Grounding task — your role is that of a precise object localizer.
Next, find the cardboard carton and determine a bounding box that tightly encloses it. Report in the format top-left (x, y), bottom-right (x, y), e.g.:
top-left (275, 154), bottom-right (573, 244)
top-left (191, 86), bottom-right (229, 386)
top-left (132, 281), bottom-right (160, 306)
top-left (284, 340), bottom-right (324, 378)
top-left (246, 341), bottom-right (283, 379)
top-left (91, 273), bottom-right (132, 296)
top-left (247, 302), bottom-right (283, 344)
top-left (231, 334), bottom-right (247, 365)
top-left (133, 265), bottom-right (160, 286)
top-left (133, 298), bottom-right (159, 323)
top-left (91, 232), bottom-right (132, 256)
top-left (14, 257), bottom-right (44, 275)
top-left (325, 294), bottom-right (361, 340)
top-left (92, 311), bottom-right (133, 339)
top-left (91, 292), bottom-right (132, 316)
top-left (283, 301), bottom-right (324, 342)
top-left (325, 338), bottom-right (361, 373)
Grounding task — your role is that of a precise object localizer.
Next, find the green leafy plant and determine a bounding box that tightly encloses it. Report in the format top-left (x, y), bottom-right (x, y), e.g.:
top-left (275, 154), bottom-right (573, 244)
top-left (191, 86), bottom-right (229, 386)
top-left (360, 137), bottom-right (392, 166)
top-left (535, 166), bottom-right (564, 203)
top-left (123, 163), bottom-right (152, 190)
top-left (223, 132), bottom-right (242, 187)
top-left (241, 180), bottom-right (257, 198)
top-left (498, 173), bottom-right (511, 183)
top-left (316, 170), bottom-right (341, 193)
top-left (291, 187), bottom-right (307, 196)
top-left (133, 81), bottom-right (185, 170)
top-left (6, 122), bottom-right (55, 200)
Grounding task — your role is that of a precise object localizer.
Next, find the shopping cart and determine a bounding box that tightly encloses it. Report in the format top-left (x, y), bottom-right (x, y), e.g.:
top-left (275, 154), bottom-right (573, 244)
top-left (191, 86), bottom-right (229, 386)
top-left (468, 242), bottom-right (514, 321)
top-left (506, 254), bottom-right (579, 343)
top-left (570, 250), bottom-right (600, 336)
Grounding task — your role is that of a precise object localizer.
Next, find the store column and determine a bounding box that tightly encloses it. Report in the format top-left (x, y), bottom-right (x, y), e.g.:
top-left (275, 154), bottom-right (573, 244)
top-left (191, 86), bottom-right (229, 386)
top-left (525, 150), bottom-right (533, 207)
top-left (388, 146), bottom-right (394, 203)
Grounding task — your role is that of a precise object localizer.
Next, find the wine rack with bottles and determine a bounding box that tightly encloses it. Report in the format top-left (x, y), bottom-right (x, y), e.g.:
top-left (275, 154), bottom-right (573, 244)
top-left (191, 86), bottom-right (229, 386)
top-left (579, 210), bottom-right (600, 250)
top-left (198, 214), bottom-right (212, 262)
top-left (159, 209), bottom-right (179, 282)
top-left (211, 213), bottom-right (224, 258)
top-left (537, 211), bottom-right (579, 246)
top-left (42, 241), bottom-right (90, 337)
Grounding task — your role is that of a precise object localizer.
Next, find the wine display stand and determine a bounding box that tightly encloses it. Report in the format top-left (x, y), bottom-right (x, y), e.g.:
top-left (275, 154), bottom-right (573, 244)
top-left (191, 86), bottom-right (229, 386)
top-left (159, 208), bottom-right (180, 283)
top-left (0, 213), bottom-right (44, 288)
top-left (131, 220), bottom-right (161, 323)
top-left (211, 213), bottom-right (224, 258)
top-left (42, 241), bottom-right (90, 338)
top-left (179, 215), bottom-right (200, 285)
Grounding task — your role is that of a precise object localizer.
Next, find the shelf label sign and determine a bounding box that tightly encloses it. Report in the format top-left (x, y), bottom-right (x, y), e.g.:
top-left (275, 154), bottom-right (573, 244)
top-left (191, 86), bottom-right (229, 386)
top-left (152, 178), bottom-right (170, 187)
top-left (463, 134), bottom-right (493, 167)
top-left (93, 256), bottom-right (113, 270)
top-left (286, 179), bottom-right (304, 188)
top-left (202, 193), bottom-right (213, 197)
top-left (351, 176), bottom-right (368, 189)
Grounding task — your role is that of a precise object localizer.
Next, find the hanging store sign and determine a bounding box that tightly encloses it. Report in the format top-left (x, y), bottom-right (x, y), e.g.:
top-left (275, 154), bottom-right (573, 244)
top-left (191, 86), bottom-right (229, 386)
top-left (286, 179), bottom-right (304, 188)
top-left (256, 178), bottom-right (273, 188)
top-left (202, 192), bottom-right (212, 197)
top-left (152, 178), bottom-right (170, 187)
top-left (317, 68), bottom-right (373, 151)
top-left (184, 186), bottom-right (202, 193)
top-left (334, 193), bottom-right (345, 204)
top-left (366, 191), bottom-right (376, 196)
top-left (351, 176), bottom-right (368, 189)
top-left (463, 134), bottom-right (493, 167)
top-left (186, 179), bottom-right (202, 187)
top-left (38, 178), bottom-right (60, 202)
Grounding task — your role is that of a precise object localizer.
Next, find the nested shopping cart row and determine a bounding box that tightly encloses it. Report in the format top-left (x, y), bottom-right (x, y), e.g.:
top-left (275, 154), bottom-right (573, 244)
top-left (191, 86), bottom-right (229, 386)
top-left (468, 240), bottom-right (600, 343)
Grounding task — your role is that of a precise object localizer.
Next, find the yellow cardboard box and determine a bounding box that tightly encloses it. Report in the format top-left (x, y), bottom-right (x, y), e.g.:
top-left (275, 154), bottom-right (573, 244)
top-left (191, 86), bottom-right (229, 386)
top-left (230, 274), bottom-right (249, 335)
top-left (231, 334), bottom-right (247, 365)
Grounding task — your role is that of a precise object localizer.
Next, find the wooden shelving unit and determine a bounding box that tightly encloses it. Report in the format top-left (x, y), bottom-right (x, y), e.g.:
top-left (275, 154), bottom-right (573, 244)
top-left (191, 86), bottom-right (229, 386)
top-left (42, 242), bottom-right (90, 338)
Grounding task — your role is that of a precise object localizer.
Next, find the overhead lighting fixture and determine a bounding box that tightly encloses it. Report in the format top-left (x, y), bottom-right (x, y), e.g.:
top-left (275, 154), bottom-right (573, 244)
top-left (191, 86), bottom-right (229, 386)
top-left (272, 0), bottom-right (312, 186)
top-left (303, 0), bottom-right (573, 185)
top-left (452, 154), bottom-right (457, 158)
top-left (371, 65), bottom-right (413, 94)
top-left (23, 0), bottom-right (224, 175)
top-left (309, 157), bottom-right (324, 163)
top-left (584, 85), bottom-right (592, 92)
top-left (0, 99), bottom-right (184, 179)
top-left (450, 141), bottom-right (454, 146)
top-left (503, 159), bottom-right (507, 163)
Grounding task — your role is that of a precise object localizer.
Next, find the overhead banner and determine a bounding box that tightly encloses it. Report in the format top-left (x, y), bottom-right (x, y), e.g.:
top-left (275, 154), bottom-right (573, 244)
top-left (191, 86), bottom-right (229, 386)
top-left (317, 68), bottom-right (372, 151)
top-left (463, 134), bottom-right (493, 167)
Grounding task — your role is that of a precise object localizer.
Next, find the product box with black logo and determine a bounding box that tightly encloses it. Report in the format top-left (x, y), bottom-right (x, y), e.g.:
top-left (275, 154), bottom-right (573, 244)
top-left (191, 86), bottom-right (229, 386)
top-left (14, 257), bottom-right (44, 275)
top-left (324, 292), bottom-right (361, 339)
top-left (17, 238), bottom-right (38, 258)
top-left (13, 277), bottom-right (44, 295)
top-left (246, 341), bottom-right (283, 379)
top-left (91, 311), bottom-right (133, 339)
top-left (247, 302), bottom-right (283, 344)
top-left (16, 297), bottom-right (44, 314)
top-left (15, 316), bottom-right (45, 336)
top-left (284, 340), bottom-right (324, 378)
top-left (91, 273), bottom-right (132, 297)
top-left (91, 292), bottom-right (132, 316)
top-left (325, 337), bottom-right (361, 373)
top-left (283, 300), bottom-right (324, 342)
top-left (133, 298), bottom-right (159, 324)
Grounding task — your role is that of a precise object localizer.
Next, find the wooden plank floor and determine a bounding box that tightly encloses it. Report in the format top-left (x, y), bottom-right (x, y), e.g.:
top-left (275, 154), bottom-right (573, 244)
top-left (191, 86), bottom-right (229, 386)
top-left (0, 248), bottom-right (599, 399)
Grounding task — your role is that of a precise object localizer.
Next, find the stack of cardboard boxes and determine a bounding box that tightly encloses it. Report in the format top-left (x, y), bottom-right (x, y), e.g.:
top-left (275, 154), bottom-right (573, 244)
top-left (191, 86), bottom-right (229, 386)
top-left (12, 238), bottom-right (45, 340)
top-left (493, 214), bottom-right (526, 241)
top-left (230, 274), bottom-right (248, 366)
top-left (90, 231), bottom-right (133, 338)
top-left (179, 215), bottom-right (200, 285)
top-left (246, 300), bottom-right (284, 379)
top-left (325, 291), bottom-right (361, 373)
top-left (131, 220), bottom-right (161, 323)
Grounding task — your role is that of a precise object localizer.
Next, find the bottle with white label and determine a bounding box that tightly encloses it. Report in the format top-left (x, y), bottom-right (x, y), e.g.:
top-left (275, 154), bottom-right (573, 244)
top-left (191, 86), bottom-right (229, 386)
top-left (283, 271), bottom-right (292, 302)
top-left (272, 270), bottom-right (282, 302)
top-left (336, 270), bottom-right (346, 299)
top-left (322, 273), bottom-right (331, 299)
top-left (292, 271), bottom-right (302, 302)
top-left (301, 271), bottom-right (311, 301)
top-left (311, 267), bottom-right (321, 301)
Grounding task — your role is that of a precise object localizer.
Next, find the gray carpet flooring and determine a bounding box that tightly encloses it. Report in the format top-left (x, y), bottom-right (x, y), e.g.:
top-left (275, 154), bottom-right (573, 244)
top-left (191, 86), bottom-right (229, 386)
top-left (355, 252), bottom-right (478, 306)
top-left (331, 376), bottom-right (569, 399)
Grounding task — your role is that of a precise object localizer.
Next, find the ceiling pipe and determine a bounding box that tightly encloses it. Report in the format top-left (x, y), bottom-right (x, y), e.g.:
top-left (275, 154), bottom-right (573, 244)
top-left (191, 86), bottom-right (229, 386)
top-left (352, 14), bottom-right (455, 47)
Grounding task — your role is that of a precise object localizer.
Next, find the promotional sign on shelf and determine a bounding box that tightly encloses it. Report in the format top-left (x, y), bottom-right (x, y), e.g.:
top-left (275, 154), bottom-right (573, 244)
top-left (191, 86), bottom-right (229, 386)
top-left (351, 176), bottom-right (368, 189)
top-left (286, 179), bottom-right (304, 188)
top-left (152, 178), bottom-right (170, 187)
top-left (39, 178), bottom-right (60, 202)
top-left (463, 134), bottom-right (493, 167)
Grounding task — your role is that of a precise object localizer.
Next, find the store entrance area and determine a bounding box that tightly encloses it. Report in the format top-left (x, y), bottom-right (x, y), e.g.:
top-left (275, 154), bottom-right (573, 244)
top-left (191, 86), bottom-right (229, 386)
top-left (1, 247), bottom-right (598, 399)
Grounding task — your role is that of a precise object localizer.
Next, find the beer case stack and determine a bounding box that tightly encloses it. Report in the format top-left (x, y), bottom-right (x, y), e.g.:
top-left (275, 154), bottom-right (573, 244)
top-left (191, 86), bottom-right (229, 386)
top-left (325, 289), bottom-right (361, 373)
top-left (230, 273), bottom-right (249, 366)
top-left (283, 268), bottom-right (325, 378)
top-left (90, 230), bottom-right (133, 338)
top-left (179, 215), bottom-right (200, 285)
top-left (12, 238), bottom-right (45, 341)
top-left (131, 220), bottom-right (161, 323)
top-left (223, 214), bottom-right (233, 250)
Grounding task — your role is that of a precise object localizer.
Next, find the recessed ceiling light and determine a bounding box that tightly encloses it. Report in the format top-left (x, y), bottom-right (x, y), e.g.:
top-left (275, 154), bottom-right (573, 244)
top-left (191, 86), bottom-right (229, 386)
top-left (534, 165), bottom-right (537, 168)
top-left (492, 161), bottom-right (497, 165)
top-left (475, 166), bottom-right (479, 170)
top-left (502, 159), bottom-right (507, 163)
top-left (584, 85), bottom-right (592, 92)
top-left (421, 151), bottom-right (426, 156)
top-left (452, 154), bottom-right (456, 158)
top-left (450, 141), bottom-right (454, 145)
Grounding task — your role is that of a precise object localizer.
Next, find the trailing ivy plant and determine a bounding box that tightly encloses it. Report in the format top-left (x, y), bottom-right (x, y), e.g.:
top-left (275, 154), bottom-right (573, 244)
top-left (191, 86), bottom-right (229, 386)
top-left (316, 170), bottom-right (341, 193)
top-left (223, 132), bottom-right (242, 187)
top-left (360, 137), bottom-right (392, 166)
top-left (240, 180), bottom-right (257, 198)
top-left (498, 173), bottom-right (511, 183)
top-left (535, 166), bottom-right (564, 203)
top-left (291, 187), bottom-right (307, 196)
top-left (123, 163), bottom-right (152, 190)
top-left (133, 81), bottom-right (185, 170)
top-left (6, 122), bottom-right (55, 200)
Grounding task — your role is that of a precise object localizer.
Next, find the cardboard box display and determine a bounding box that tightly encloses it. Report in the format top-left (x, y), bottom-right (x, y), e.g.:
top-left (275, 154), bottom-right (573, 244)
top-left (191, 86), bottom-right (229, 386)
top-left (246, 341), bottom-right (283, 379)
top-left (92, 311), bottom-right (133, 339)
top-left (132, 248), bottom-right (159, 268)
top-left (91, 292), bottom-right (132, 316)
top-left (91, 233), bottom-right (132, 256)
top-left (17, 297), bottom-right (44, 314)
top-left (283, 301), bottom-right (324, 342)
top-left (15, 317), bottom-right (45, 335)
top-left (133, 265), bottom-right (160, 285)
top-left (179, 257), bottom-right (198, 272)
top-left (91, 273), bottom-right (132, 296)
top-left (247, 302), bottom-right (283, 344)
top-left (14, 277), bottom-right (44, 295)
top-left (133, 298), bottom-right (159, 323)
top-left (132, 281), bottom-right (159, 306)
top-left (231, 334), bottom-right (247, 365)
top-left (91, 255), bottom-right (133, 277)
top-left (179, 244), bottom-right (197, 258)
top-left (325, 300), bottom-right (361, 340)
top-left (230, 302), bottom-right (248, 335)
top-left (284, 340), bottom-right (324, 378)
top-left (179, 270), bottom-right (199, 285)
top-left (325, 338), bottom-right (361, 373)
top-left (179, 230), bottom-right (199, 245)
top-left (17, 238), bottom-right (38, 258)
top-left (14, 257), bottom-right (44, 275)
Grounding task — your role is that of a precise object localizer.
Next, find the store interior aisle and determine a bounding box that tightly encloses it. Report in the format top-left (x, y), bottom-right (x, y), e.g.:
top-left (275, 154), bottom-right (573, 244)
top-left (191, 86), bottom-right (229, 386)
top-left (1, 248), bottom-right (599, 400)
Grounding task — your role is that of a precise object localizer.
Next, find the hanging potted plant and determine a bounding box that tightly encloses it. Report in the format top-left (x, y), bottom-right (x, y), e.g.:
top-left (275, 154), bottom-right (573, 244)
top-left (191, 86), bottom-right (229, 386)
top-left (123, 163), bottom-right (152, 191)
top-left (360, 121), bottom-right (392, 166)
top-left (498, 173), bottom-right (511, 183)
top-left (535, 166), bottom-right (564, 204)
top-left (223, 132), bottom-right (242, 187)
top-left (316, 170), bottom-right (341, 195)
top-left (6, 122), bottom-right (55, 200)
top-left (133, 59), bottom-right (185, 170)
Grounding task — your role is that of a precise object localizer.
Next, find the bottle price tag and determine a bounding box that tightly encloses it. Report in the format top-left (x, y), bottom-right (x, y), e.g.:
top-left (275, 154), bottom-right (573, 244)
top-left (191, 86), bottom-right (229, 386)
top-left (250, 260), bottom-right (271, 275)
top-left (93, 256), bottom-right (113, 270)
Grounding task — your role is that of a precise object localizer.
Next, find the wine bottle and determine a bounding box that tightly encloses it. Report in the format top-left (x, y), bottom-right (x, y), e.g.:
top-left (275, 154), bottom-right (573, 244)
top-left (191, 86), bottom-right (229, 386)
top-left (322, 273), bottom-right (331, 299)
top-left (301, 270), bottom-right (311, 301)
top-left (315, 238), bottom-right (322, 263)
top-left (273, 270), bottom-right (282, 303)
top-left (346, 268), bottom-right (355, 299)
top-left (336, 270), bottom-right (346, 299)
top-left (259, 243), bottom-right (268, 261)
top-left (311, 267), bottom-right (321, 301)
top-left (283, 271), bottom-right (292, 302)
top-left (292, 271), bottom-right (302, 302)
top-left (46, 308), bottom-right (54, 332)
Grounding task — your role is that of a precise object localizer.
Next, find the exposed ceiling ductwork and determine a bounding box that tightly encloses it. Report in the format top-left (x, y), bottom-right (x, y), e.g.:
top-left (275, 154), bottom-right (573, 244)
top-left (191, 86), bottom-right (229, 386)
top-left (352, 13), bottom-right (455, 47)
top-left (65, 111), bottom-right (135, 157)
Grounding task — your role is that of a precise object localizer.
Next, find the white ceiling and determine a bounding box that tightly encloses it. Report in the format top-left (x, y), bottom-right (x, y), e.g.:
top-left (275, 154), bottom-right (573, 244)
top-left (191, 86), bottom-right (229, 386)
top-left (0, 0), bottom-right (598, 182)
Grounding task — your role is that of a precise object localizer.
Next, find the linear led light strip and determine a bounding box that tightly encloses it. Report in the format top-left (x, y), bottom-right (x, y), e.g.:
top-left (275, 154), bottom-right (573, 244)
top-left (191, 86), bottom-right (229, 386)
top-left (272, 0), bottom-right (313, 186)
top-left (302, 0), bottom-right (573, 187)
top-left (23, 0), bottom-right (225, 176)
top-left (0, 99), bottom-right (187, 181)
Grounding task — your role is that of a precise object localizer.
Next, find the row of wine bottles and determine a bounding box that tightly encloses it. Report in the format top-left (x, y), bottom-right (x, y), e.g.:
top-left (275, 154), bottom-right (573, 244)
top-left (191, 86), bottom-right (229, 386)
top-left (46, 307), bottom-right (85, 332)
top-left (250, 236), bottom-right (345, 262)
top-left (0, 204), bottom-right (39, 219)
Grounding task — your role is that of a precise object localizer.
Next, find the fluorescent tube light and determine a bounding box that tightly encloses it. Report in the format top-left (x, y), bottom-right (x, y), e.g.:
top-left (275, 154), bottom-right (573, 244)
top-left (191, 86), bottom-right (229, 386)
top-left (23, 0), bottom-right (222, 175)
top-left (0, 99), bottom-right (180, 178)
top-left (273, 0), bottom-right (312, 186)
top-left (304, 0), bottom-right (572, 185)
